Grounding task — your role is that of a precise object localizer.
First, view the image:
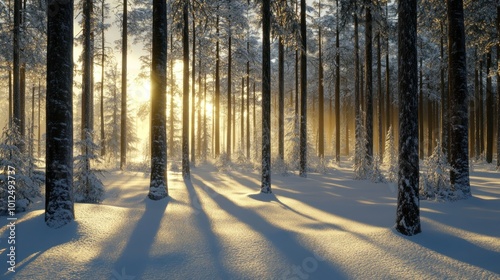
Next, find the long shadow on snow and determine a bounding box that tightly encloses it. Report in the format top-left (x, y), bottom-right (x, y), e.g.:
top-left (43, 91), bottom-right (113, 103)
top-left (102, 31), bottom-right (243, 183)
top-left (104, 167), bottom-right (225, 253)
top-left (0, 211), bottom-right (78, 279)
top-left (191, 174), bottom-right (348, 279)
top-left (112, 197), bottom-right (177, 279)
top-left (183, 178), bottom-right (236, 279)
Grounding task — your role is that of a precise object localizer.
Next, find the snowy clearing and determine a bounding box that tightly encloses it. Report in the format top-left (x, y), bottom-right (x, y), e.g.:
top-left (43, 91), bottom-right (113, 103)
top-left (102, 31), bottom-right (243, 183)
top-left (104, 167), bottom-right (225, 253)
top-left (1, 163), bottom-right (499, 279)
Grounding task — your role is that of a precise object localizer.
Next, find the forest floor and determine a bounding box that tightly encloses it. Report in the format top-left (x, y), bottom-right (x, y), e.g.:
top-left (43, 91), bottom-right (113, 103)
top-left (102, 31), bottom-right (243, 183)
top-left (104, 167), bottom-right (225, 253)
top-left (1, 160), bottom-right (500, 279)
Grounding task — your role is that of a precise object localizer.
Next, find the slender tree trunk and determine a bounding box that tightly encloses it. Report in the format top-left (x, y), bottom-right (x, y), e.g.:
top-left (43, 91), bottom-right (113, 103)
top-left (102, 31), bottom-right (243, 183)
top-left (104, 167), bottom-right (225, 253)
top-left (354, 1), bottom-right (361, 168)
top-left (215, 9), bottom-right (220, 158)
top-left (45, 0), bottom-right (75, 227)
top-left (191, 11), bottom-right (196, 166)
top-left (365, 0), bottom-right (373, 165)
top-left (169, 33), bottom-right (174, 157)
top-left (377, 31), bottom-right (383, 160)
top-left (241, 77), bottom-right (245, 153)
top-left (317, 3), bottom-right (324, 159)
top-left (120, 0), bottom-right (127, 170)
top-left (419, 57), bottom-right (424, 159)
top-left (38, 80), bottom-right (41, 158)
top-left (203, 73), bottom-right (208, 159)
top-left (261, 0), bottom-right (271, 193)
top-left (471, 51), bottom-right (478, 160)
top-left (246, 38), bottom-right (251, 159)
top-left (486, 51), bottom-right (494, 163)
top-left (498, 1), bottom-right (500, 167)
top-left (440, 21), bottom-right (449, 157)
top-left (447, 0), bottom-right (471, 196)
top-left (100, 0), bottom-right (105, 156)
top-left (227, 3), bottom-right (232, 160)
top-left (385, 2), bottom-right (391, 134)
top-left (428, 98), bottom-right (433, 156)
top-left (182, 1), bottom-right (190, 178)
top-left (149, 0), bottom-right (168, 200)
top-left (335, 0), bottom-right (340, 162)
top-left (279, 36), bottom-right (285, 160)
top-left (396, 0), bottom-right (421, 236)
top-left (197, 49), bottom-right (202, 160)
top-left (9, 70), bottom-right (13, 127)
top-left (13, 0), bottom-right (21, 135)
top-left (299, 0), bottom-right (308, 177)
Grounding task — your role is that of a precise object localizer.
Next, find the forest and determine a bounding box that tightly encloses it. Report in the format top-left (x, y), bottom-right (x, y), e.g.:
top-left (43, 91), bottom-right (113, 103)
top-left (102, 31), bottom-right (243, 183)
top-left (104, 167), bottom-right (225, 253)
top-left (0, 0), bottom-right (500, 279)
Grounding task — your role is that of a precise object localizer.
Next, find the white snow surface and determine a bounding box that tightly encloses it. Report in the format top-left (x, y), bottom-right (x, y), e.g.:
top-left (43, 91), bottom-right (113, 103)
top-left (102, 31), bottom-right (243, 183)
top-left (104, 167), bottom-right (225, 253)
top-left (1, 162), bottom-right (500, 279)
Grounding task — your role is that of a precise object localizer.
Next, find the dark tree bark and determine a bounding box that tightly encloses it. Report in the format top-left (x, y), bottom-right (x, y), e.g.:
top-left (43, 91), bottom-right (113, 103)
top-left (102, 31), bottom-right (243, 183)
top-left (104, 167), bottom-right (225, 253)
top-left (261, 0), bottom-right (271, 193)
top-left (120, 0), bottom-right (127, 170)
top-left (182, 0), bottom-right (190, 178)
top-left (395, 0), bottom-right (421, 236)
top-left (479, 59), bottom-right (484, 155)
top-left (377, 31), bottom-right (383, 160)
top-left (354, 1), bottom-right (361, 168)
top-left (82, 0), bottom-right (94, 136)
top-left (38, 81), bottom-right (42, 158)
top-left (191, 10), bottom-right (196, 166)
top-left (227, 0), bottom-right (232, 160)
top-left (385, 2), bottom-right (391, 134)
top-left (299, 0), bottom-right (307, 177)
top-left (317, 3), bottom-right (324, 159)
top-left (447, 0), bottom-right (471, 196)
top-left (13, 0), bottom-right (21, 134)
top-left (279, 36), bottom-right (285, 160)
top-left (9, 70), bottom-right (13, 127)
top-left (149, 0), bottom-right (168, 200)
top-left (471, 51), bottom-right (478, 159)
top-left (335, 0), bottom-right (340, 162)
top-left (486, 52), bottom-right (494, 163)
top-left (497, 1), bottom-right (500, 168)
top-left (419, 57), bottom-right (424, 159)
top-left (100, 0), bottom-right (105, 157)
top-left (46, 0), bottom-right (75, 228)
top-left (241, 77), bottom-right (245, 153)
top-left (246, 5), bottom-right (251, 160)
top-left (440, 21), bottom-right (449, 157)
top-left (215, 9), bottom-right (221, 157)
top-left (365, 0), bottom-right (373, 165)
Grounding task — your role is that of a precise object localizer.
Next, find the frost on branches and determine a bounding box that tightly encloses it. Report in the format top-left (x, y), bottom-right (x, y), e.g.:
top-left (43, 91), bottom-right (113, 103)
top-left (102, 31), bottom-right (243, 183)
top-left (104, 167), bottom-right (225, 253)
top-left (0, 124), bottom-right (43, 214)
top-left (73, 130), bottom-right (104, 203)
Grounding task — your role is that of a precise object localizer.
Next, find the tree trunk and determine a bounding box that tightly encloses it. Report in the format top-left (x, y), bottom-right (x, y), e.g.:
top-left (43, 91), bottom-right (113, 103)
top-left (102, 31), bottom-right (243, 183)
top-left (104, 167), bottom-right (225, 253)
top-left (419, 57), bottom-right (424, 159)
top-left (120, 0), bottom-right (127, 170)
top-left (486, 52), bottom-right (494, 163)
top-left (354, 1), bottom-right (360, 168)
top-left (191, 11), bottom-right (196, 166)
top-left (279, 36), bottom-right (285, 160)
top-left (13, 0), bottom-right (21, 137)
top-left (440, 21), bottom-right (449, 157)
top-left (377, 31), bottom-right (383, 160)
top-left (38, 81), bottom-right (41, 158)
top-left (169, 33), bottom-right (174, 157)
top-left (45, 0), bottom-right (75, 227)
top-left (182, 1), bottom-right (190, 178)
top-left (261, 0), bottom-right (271, 193)
top-left (149, 0), bottom-right (168, 200)
top-left (365, 0), bottom-right (373, 165)
top-left (299, 0), bottom-right (308, 177)
top-left (317, 3), bottom-right (324, 159)
top-left (335, 0), bottom-right (340, 162)
top-left (498, 0), bottom-right (500, 167)
top-left (447, 0), bottom-right (471, 196)
top-left (479, 59), bottom-right (484, 156)
top-left (395, 0), bottom-right (421, 236)
top-left (246, 20), bottom-right (251, 159)
top-left (215, 9), bottom-right (220, 158)
top-left (100, 0), bottom-right (105, 157)
top-left (227, 3), bottom-right (232, 160)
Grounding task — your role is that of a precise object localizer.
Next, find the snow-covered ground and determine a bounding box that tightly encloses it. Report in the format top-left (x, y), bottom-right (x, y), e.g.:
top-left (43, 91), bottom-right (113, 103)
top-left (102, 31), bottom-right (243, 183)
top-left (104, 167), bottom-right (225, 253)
top-left (1, 162), bottom-right (499, 279)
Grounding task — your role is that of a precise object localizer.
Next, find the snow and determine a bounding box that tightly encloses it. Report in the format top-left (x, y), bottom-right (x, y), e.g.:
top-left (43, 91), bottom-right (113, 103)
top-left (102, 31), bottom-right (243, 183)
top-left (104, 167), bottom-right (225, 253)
top-left (1, 162), bottom-right (499, 279)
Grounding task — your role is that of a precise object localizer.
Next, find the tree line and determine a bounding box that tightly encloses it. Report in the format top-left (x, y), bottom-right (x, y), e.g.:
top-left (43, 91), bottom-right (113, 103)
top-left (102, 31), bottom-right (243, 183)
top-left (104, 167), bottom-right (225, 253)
top-left (0, 0), bottom-right (498, 235)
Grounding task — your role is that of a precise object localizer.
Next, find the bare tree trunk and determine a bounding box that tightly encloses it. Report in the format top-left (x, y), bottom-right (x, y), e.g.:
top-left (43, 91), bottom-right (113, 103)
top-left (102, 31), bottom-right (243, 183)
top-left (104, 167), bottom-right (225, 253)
top-left (120, 0), bottom-right (127, 170)
top-left (335, 0), bottom-right (340, 162)
top-left (365, 0), bottom-right (373, 165)
top-left (215, 8), bottom-right (220, 158)
top-left (261, 0), bottom-right (272, 193)
top-left (279, 36), bottom-right (285, 160)
top-left (149, 0), bottom-right (168, 200)
top-left (191, 11), bottom-right (196, 166)
top-left (317, 3), bottom-right (324, 159)
top-left (447, 0), bottom-right (471, 196)
top-left (45, 0), bottom-right (75, 227)
top-left (396, 0), bottom-right (421, 236)
top-left (299, 0), bottom-right (308, 177)
top-left (182, 0), bottom-right (190, 178)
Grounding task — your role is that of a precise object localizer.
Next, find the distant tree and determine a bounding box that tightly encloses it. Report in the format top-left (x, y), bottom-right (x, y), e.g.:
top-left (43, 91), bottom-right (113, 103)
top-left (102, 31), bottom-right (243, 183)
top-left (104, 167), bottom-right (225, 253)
top-left (149, 0), bottom-right (168, 200)
top-left (182, 0), bottom-right (190, 179)
top-left (45, 0), bottom-right (75, 227)
top-left (364, 0), bottom-right (373, 166)
top-left (447, 0), bottom-right (471, 198)
top-left (261, 0), bottom-right (272, 193)
top-left (395, 0), bottom-right (421, 236)
top-left (299, 0), bottom-right (307, 177)
top-left (12, 0), bottom-right (21, 146)
top-left (120, 0), bottom-right (127, 170)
